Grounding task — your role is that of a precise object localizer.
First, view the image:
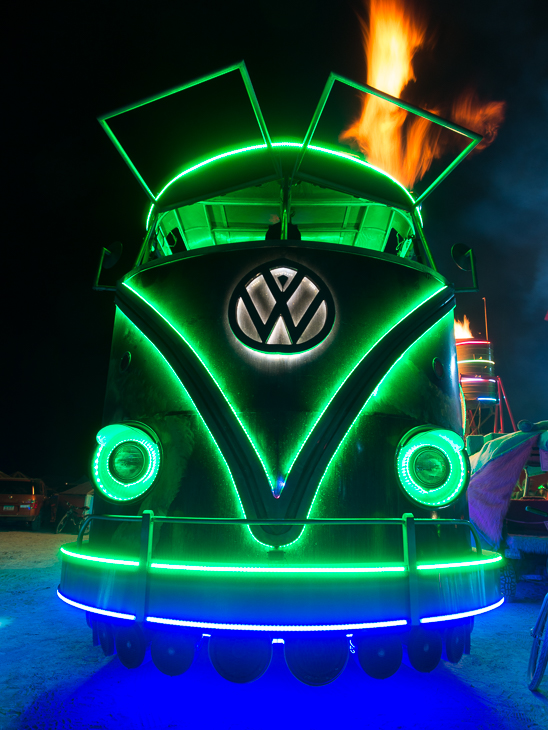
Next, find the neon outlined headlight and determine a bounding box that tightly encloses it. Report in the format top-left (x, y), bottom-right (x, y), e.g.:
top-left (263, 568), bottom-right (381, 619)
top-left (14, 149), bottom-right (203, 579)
top-left (92, 423), bottom-right (161, 502)
top-left (395, 427), bottom-right (469, 508)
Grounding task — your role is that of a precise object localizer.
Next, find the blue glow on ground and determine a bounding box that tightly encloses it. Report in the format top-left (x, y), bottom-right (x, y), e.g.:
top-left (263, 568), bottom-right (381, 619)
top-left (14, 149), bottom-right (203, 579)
top-left (16, 622), bottom-right (521, 730)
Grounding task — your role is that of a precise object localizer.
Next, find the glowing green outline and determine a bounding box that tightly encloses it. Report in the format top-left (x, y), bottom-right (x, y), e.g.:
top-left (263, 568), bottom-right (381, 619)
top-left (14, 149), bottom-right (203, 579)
top-left (92, 426), bottom-right (160, 502)
top-left (60, 546), bottom-right (502, 573)
top-left (122, 285), bottom-right (275, 493)
top-left (120, 283), bottom-right (449, 537)
top-left (115, 310), bottom-right (248, 525)
top-left (417, 555), bottom-right (502, 570)
top-left (284, 286), bottom-right (448, 484)
top-left (61, 547), bottom-right (139, 567)
top-left (306, 311), bottom-right (455, 519)
top-left (144, 141), bottom-right (416, 231)
top-left (396, 429), bottom-right (468, 508)
top-left (149, 563), bottom-right (404, 573)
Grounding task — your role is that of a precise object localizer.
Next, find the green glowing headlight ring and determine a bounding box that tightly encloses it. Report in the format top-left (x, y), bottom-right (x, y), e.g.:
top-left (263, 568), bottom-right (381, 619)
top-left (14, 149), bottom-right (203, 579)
top-left (395, 428), bottom-right (469, 508)
top-left (92, 423), bottom-right (161, 502)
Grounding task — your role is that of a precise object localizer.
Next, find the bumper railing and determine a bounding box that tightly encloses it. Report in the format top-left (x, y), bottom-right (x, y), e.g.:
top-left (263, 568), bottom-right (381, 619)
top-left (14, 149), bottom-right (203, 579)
top-left (73, 512), bottom-right (485, 625)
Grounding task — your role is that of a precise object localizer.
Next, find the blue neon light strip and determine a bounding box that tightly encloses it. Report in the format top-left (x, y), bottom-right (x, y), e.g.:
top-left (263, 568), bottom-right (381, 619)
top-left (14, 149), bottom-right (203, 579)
top-left (56, 589), bottom-right (136, 620)
top-left (145, 616), bottom-right (408, 632)
top-left (57, 589), bottom-right (504, 630)
top-left (420, 597), bottom-right (504, 624)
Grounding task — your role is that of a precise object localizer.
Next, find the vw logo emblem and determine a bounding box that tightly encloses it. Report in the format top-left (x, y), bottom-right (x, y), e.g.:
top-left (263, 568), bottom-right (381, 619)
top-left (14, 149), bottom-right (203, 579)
top-left (229, 259), bottom-right (335, 354)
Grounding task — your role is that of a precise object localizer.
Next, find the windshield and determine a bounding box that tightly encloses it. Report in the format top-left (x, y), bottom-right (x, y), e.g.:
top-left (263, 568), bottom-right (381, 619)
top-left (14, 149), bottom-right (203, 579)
top-left (0, 481), bottom-right (34, 495)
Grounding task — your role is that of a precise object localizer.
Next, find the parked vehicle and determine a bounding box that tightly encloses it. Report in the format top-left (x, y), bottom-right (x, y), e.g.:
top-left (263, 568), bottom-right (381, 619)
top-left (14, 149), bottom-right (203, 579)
top-left (56, 505), bottom-right (89, 535)
top-left (0, 472), bottom-right (51, 531)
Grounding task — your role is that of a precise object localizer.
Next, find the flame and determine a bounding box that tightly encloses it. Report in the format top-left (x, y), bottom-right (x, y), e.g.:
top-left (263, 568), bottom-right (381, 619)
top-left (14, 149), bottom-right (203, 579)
top-left (454, 315), bottom-right (473, 340)
top-left (341, 0), bottom-right (505, 189)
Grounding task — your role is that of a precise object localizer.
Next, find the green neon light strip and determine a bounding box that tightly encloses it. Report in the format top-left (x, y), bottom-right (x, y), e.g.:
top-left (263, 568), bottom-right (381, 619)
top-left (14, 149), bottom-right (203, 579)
top-left (307, 310), bottom-right (454, 518)
top-left (146, 616), bottom-right (408, 632)
top-left (420, 597), bottom-right (504, 624)
top-left (60, 547), bottom-right (139, 567)
top-left (285, 286), bottom-right (448, 485)
top-left (122, 287), bottom-right (275, 492)
top-left (145, 141), bottom-right (416, 231)
top-left (149, 563), bottom-right (405, 573)
top-left (61, 546), bottom-right (502, 574)
top-left (116, 310), bottom-right (245, 517)
top-left (417, 555), bottom-right (502, 570)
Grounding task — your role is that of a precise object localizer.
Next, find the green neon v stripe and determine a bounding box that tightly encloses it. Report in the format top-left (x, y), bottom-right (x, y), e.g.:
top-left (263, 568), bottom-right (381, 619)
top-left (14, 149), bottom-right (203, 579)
top-left (115, 308), bottom-right (275, 548)
top-left (122, 282), bottom-right (274, 493)
top-left (115, 309), bottom-right (244, 515)
top-left (307, 310), bottom-right (455, 519)
top-left (283, 285), bottom-right (448, 483)
top-left (270, 290), bottom-right (455, 545)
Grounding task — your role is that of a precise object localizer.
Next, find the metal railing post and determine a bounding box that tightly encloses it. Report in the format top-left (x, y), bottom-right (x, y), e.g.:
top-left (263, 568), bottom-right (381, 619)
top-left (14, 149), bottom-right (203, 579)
top-left (137, 510), bottom-right (154, 623)
top-left (402, 513), bottom-right (420, 626)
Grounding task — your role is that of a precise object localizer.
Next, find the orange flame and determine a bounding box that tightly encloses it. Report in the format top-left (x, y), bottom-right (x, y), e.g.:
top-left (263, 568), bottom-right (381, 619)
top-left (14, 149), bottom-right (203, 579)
top-left (341, 0), bottom-right (505, 189)
top-left (454, 315), bottom-right (473, 340)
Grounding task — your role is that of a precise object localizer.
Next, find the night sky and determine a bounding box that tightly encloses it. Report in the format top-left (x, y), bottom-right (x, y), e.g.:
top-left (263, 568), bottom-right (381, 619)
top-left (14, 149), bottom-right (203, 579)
top-left (3, 0), bottom-right (547, 487)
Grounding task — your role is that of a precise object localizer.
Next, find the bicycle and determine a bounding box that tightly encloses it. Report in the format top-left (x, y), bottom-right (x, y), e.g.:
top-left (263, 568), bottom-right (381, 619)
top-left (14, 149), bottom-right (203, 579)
top-left (55, 504), bottom-right (89, 535)
top-left (526, 505), bottom-right (548, 691)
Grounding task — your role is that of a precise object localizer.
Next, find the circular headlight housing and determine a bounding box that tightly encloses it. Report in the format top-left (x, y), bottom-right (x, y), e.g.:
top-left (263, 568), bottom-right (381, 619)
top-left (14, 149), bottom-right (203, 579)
top-left (109, 442), bottom-right (147, 483)
top-left (410, 447), bottom-right (450, 489)
top-left (92, 423), bottom-right (161, 502)
top-left (396, 428), bottom-right (469, 508)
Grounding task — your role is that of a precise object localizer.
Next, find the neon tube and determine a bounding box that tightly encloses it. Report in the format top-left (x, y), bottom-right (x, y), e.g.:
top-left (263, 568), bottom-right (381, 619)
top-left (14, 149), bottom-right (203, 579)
top-left (150, 563), bottom-right (406, 573)
top-left (417, 555), bottom-right (502, 570)
top-left (56, 590), bottom-right (136, 620)
top-left (145, 141), bottom-right (416, 230)
top-left (60, 547), bottom-right (139, 566)
top-left (145, 616), bottom-right (408, 632)
top-left (458, 359), bottom-right (495, 365)
top-left (420, 597), bottom-right (504, 624)
top-left (61, 547), bottom-right (502, 573)
top-left (461, 378), bottom-right (496, 383)
top-left (123, 283), bottom-right (274, 493)
top-left (456, 340), bottom-right (490, 346)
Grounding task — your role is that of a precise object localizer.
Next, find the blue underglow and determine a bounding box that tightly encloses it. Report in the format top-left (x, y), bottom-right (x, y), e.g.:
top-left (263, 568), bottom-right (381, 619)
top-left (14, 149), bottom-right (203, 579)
top-left (56, 589), bottom-right (136, 620)
top-left (420, 598), bottom-right (504, 624)
top-left (145, 616), bottom-right (408, 632)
